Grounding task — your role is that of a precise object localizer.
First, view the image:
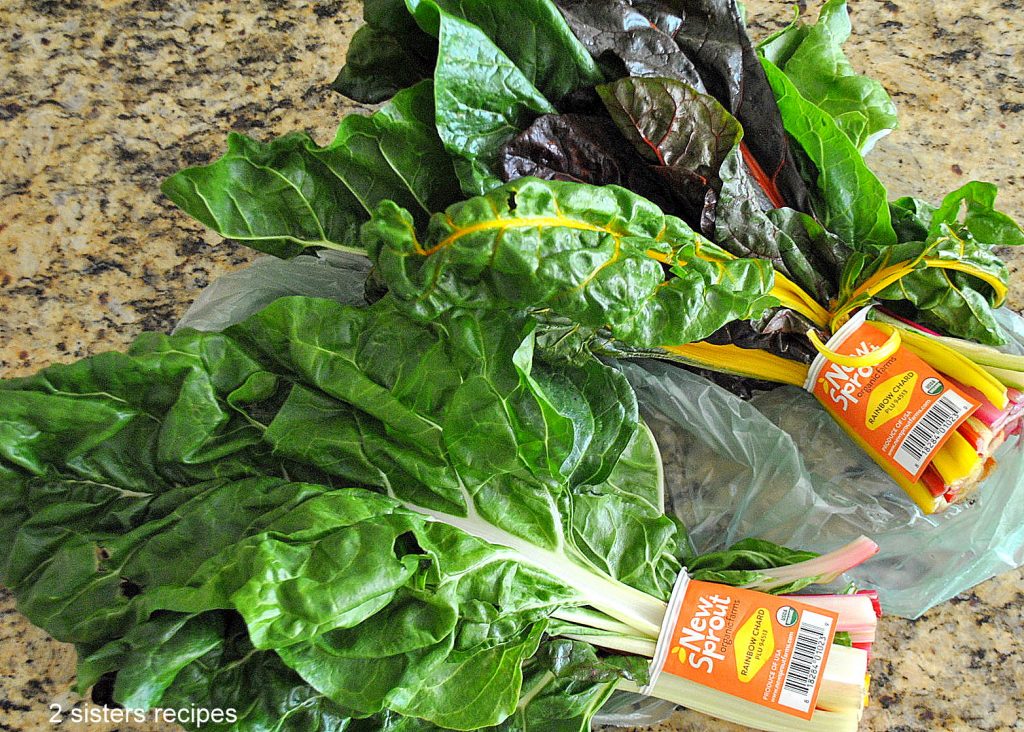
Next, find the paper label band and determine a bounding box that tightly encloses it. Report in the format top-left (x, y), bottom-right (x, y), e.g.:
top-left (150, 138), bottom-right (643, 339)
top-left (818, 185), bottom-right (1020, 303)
top-left (643, 572), bottom-right (839, 720)
top-left (804, 309), bottom-right (979, 483)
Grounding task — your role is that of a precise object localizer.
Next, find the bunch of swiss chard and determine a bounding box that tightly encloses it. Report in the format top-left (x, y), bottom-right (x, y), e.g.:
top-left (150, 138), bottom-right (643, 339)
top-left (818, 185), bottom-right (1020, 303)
top-left (162, 0), bottom-right (1024, 512)
top-left (0, 294), bottom-right (878, 731)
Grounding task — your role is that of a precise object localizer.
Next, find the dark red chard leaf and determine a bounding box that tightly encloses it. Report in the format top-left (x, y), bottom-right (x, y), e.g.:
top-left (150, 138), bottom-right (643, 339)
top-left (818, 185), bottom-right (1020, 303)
top-left (654, 166), bottom-right (718, 237)
top-left (591, 77), bottom-right (842, 302)
top-left (715, 148), bottom-right (845, 303)
top-left (497, 113), bottom-right (678, 214)
top-left (596, 77), bottom-right (741, 235)
top-left (552, 0), bottom-right (705, 90)
top-left (598, 77), bottom-right (739, 173)
top-left (667, 0), bottom-right (812, 213)
top-left (706, 311), bottom-right (821, 365)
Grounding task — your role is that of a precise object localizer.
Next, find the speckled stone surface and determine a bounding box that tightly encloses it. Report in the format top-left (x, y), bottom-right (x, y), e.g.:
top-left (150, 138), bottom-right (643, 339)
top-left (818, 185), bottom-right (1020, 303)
top-left (0, 1), bottom-right (1022, 730)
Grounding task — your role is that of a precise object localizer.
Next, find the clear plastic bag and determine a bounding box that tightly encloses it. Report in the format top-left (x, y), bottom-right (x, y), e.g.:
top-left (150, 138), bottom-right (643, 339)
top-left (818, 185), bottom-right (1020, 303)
top-left (173, 250), bottom-right (372, 334)
top-left (179, 252), bottom-right (1024, 727)
top-left (621, 350), bottom-right (1024, 620)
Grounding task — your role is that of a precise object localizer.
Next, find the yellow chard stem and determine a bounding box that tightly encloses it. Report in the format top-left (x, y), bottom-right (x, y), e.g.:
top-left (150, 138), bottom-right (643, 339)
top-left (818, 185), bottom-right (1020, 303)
top-left (830, 235), bottom-right (1008, 331)
top-left (930, 431), bottom-right (983, 486)
top-left (772, 271), bottom-right (831, 327)
top-left (659, 342), bottom-right (810, 387)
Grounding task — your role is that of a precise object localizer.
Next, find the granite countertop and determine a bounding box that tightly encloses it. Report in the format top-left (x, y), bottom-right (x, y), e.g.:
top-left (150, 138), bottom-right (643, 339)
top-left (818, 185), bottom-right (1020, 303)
top-left (0, 1), bottom-right (1022, 730)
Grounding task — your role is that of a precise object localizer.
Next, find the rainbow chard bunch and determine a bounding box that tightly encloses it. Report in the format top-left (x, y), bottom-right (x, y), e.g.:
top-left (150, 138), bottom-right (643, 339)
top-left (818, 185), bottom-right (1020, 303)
top-left (163, 0), bottom-right (1024, 512)
top-left (0, 295), bottom-right (879, 731)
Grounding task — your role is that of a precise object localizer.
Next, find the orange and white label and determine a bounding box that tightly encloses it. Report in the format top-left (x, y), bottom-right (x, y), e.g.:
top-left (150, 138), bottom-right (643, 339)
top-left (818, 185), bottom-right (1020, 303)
top-left (804, 310), bottom-right (980, 482)
top-left (643, 574), bottom-right (838, 719)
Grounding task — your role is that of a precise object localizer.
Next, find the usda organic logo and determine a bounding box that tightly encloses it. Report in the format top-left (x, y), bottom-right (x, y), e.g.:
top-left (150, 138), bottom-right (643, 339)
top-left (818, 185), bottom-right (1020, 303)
top-left (922, 377), bottom-right (944, 396)
top-left (776, 606), bottom-right (798, 627)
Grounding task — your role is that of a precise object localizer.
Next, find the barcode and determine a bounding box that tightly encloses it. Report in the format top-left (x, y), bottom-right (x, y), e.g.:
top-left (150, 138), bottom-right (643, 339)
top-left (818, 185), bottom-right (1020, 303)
top-left (778, 611), bottom-right (833, 713)
top-left (893, 391), bottom-right (973, 475)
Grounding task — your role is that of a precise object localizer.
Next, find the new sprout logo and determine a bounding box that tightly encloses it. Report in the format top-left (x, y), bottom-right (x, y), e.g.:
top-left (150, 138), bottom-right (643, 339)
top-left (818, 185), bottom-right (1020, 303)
top-left (818, 339), bottom-right (879, 412)
top-left (922, 377), bottom-right (944, 396)
top-left (674, 593), bottom-right (730, 673)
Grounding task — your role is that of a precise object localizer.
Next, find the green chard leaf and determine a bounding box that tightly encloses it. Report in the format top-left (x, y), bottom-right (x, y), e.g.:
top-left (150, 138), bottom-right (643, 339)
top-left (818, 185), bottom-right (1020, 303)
top-left (0, 295), bottom-right (676, 728)
top-left (759, 0), bottom-right (898, 154)
top-left (850, 183), bottom-right (1021, 343)
top-left (87, 614), bottom-right (640, 732)
top-left (873, 226), bottom-right (1010, 344)
top-left (889, 195), bottom-right (936, 243)
top-left (762, 57), bottom-right (897, 250)
top-left (162, 81), bottom-right (459, 259)
top-left (488, 638), bottom-right (647, 732)
top-left (928, 180), bottom-right (1024, 247)
top-left (332, 24), bottom-right (437, 104)
top-left (406, 0), bottom-right (603, 102)
top-left (685, 538), bottom-right (821, 594)
top-left (365, 177), bottom-right (778, 349)
top-left (147, 615), bottom-right (353, 732)
top-left (404, 1), bottom-right (556, 195)
top-left (336, 0), bottom-right (601, 106)
top-left (333, 0), bottom-right (601, 197)
top-left (77, 612), bottom-right (227, 708)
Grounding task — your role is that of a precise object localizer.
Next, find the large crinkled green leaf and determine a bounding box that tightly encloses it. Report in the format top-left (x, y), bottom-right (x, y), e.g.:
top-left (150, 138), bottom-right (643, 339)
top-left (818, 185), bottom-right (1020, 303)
top-left (2, 477), bottom-right (324, 646)
top-left (77, 612), bottom-right (226, 708)
top-left (406, 0), bottom-right (603, 102)
top-left (365, 178), bottom-right (777, 349)
top-left (133, 489), bottom-right (573, 726)
top-left (0, 327), bottom-right (300, 492)
top-left (87, 616), bottom-right (637, 732)
top-left (762, 57), bottom-right (897, 250)
top-left (66, 487), bottom-right (617, 729)
top-left (226, 299), bottom-right (679, 605)
top-left (759, 0), bottom-right (898, 154)
top-left (150, 615), bottom-right (354, 732)
top-left (162, 81), bottom-right (459, 258)
top-left (141, 490), bottom-right (435, 648)
top-left (225, 298), bottom-right (637, 498)
top-left (0, 295), bottom-right (676, 729)
top-left (405, 1), bottom-right (555, 195)
top-left (576, 420), bottom-right (663, 518)
top-left (761, 206), bottom-right (850, 302)
top-left (274, 522), bottom-right (560, 725)
top-left (336, 0), bottom-right (601, 106)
